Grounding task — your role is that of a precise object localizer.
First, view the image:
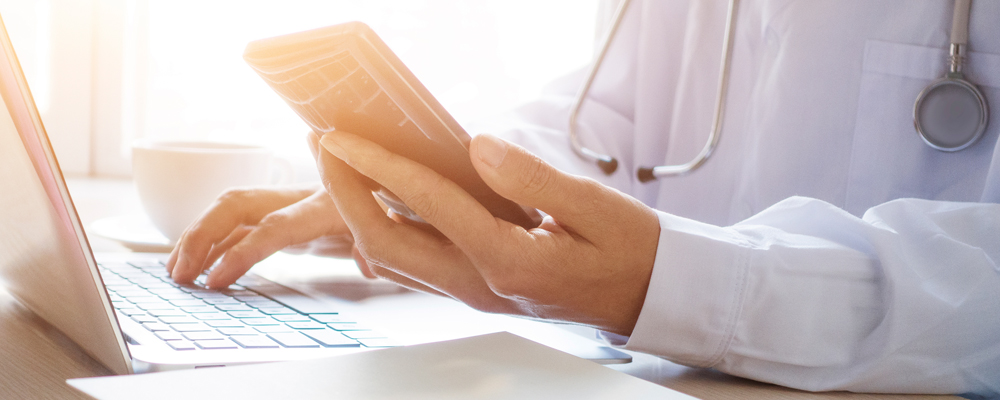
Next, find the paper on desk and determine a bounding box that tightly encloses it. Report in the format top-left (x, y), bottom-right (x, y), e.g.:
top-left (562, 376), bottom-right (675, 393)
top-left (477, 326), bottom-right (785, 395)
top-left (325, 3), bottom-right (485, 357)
top-left (68, 332), bottom-right (694, 400)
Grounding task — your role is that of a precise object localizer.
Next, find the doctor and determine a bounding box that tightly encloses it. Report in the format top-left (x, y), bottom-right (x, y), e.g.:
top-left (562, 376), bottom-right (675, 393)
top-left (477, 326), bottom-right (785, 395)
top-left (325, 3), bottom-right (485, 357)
top-left (167, 0), bottom-right (1000, 396)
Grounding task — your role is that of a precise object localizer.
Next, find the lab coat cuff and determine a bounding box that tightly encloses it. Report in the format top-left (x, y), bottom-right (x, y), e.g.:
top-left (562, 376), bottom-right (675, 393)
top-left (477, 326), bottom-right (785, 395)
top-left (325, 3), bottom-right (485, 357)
top-left (624, 210), bottom-right (751, 368)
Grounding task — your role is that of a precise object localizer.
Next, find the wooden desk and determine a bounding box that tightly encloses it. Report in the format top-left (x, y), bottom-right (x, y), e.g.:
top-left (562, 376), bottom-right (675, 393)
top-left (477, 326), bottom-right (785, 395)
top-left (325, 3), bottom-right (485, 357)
top-left (0, 177), bottom-right (961, 399)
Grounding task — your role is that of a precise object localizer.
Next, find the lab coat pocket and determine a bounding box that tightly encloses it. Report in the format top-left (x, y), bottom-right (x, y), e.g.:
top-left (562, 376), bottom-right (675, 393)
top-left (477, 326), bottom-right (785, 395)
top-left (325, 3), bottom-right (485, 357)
top-left (845, 40), bottom-right (1000, 215)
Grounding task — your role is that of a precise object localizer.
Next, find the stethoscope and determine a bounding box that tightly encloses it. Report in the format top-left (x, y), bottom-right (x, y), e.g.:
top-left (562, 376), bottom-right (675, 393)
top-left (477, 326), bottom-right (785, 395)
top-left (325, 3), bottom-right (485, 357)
top-left (569, 0), bottom-right (989, 182)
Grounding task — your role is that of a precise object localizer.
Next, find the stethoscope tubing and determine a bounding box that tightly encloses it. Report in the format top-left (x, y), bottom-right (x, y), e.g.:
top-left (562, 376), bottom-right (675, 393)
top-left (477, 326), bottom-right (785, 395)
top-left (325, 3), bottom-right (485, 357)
top-left (572, 0), bottom-right (987, 182)
top-left (566, 0), bottom-right (633, 175)
top-left (568, 0), bottom-right (740, 182)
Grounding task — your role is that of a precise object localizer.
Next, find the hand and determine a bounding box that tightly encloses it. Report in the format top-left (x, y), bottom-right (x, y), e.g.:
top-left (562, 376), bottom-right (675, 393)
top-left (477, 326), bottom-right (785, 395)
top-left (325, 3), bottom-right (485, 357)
top-left (166, 185), bottom-right (354, 288)
top-left (315, 131), bottom-right (660, 336)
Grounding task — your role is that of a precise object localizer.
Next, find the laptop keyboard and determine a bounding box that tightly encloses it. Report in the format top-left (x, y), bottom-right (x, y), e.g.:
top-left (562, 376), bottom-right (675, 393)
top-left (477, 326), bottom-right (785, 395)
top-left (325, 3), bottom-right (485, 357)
top-left (99, 260), bottom-right (397, 351)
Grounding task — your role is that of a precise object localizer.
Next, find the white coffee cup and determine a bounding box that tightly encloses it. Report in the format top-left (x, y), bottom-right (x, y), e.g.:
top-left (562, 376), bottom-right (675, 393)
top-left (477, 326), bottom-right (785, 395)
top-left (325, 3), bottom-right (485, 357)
top-left (131, 141), bottom-right (292, 243)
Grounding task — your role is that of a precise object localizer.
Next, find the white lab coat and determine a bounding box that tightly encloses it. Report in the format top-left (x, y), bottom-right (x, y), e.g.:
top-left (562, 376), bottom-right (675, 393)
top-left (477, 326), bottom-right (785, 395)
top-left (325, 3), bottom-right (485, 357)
top-left (485, 0), bottom-right (1000, 395)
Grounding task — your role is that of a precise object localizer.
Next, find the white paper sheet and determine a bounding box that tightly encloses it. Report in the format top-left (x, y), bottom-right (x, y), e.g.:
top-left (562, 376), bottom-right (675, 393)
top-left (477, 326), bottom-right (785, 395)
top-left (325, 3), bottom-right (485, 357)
top-left (68, 332), bottom-right (695, 400)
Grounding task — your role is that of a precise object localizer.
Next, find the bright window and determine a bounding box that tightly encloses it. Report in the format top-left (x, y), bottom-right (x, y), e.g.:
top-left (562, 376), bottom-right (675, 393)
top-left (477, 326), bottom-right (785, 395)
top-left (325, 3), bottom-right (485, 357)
top-left (140, 0), bottom-right (600, 181)
top-left (2, 1), bottom-right (601, 179)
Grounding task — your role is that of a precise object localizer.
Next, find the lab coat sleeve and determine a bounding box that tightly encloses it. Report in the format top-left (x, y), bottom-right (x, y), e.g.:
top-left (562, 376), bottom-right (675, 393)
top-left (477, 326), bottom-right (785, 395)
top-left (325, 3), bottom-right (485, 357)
top-left (626, 196), bottom-right (1000, 395)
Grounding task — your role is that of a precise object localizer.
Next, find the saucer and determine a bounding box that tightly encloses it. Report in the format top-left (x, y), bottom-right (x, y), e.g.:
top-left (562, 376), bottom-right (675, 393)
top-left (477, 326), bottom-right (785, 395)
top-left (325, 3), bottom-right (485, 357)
top-left (89, 215), bottom-right (175, 253)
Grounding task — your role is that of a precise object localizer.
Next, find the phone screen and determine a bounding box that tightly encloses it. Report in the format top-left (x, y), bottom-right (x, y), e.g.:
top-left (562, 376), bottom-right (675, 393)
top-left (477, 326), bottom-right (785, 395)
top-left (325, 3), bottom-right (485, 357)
top-left (244, 22), bottom-right (535, 229)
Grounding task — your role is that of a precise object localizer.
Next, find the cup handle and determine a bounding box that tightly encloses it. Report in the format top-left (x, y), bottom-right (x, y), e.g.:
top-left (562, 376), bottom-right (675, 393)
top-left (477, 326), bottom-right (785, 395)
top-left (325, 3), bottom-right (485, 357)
top-left (271, 157), bottom-right (295, 185)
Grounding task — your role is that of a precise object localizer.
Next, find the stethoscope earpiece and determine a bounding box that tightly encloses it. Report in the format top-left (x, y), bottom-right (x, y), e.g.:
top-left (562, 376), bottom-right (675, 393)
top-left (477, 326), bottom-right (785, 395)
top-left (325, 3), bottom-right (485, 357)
top-left (598, 158), bottom-right (618, 175)
top-left (637, 167), bottom-right (656, 183)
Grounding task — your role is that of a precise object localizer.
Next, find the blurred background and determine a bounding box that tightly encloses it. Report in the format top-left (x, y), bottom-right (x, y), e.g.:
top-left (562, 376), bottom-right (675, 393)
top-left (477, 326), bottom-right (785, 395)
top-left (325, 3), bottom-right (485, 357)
top-left (0, 0), bottom-right (602, 182)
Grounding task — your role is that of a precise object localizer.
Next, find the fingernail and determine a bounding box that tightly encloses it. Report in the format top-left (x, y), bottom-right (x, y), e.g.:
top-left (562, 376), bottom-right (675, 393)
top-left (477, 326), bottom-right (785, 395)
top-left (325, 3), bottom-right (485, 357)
top-left (476, 135), bottom-right (507, 168)
top-left (204, 274), bottom-right (217, 289)
top-left (319, 134), bottom-right (349, 163)
top-left (171, 254), bottom-right (189, 281)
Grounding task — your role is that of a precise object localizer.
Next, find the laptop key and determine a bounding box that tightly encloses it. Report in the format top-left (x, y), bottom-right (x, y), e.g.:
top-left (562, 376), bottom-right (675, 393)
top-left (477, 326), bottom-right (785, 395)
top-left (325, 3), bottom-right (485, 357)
top-left (178, 285), bottom-right (207, 293)
top-left (167, 340), bottom-right (197, 351)
top-left (253, 325), bottom-right (295, 333)
top-left (202, 297), bottom-right (242, 305)
top-left (241, 317), bottom-right (280, 326)
top-left (214, 304), bottom-right (254, 312)
top-left (169, 299), bottom-right (206, 307)
top-left (272, 314), bottom-right (312, 322)
top-left (256, 307), bottom-right (297, 315)
top-left (181, 306), bottom-right (218, 313)
top-left (130, 275), bottom-right (162, 282)
top-left (301, 330), bottom-right (360, 347)
top-left (100, 262), bottom-right (134, 272)
top-left (146, 271), bottom-right (172, 279)
top-left (231, 335), bottom-right (280, 349)
top-left (158, 315), bottom-right (200, 324)
top-left (194, 313), bottom-right (232, 321)
top-left (267, 332), bottom-right (321, 348)
top-left (138, 282), bottom-right (174, 290)
top-left (191, 292), bottom-right (229, 299)
top-left (285, 321), bottom-right (326, 330)
top-left (172, 323), bottom-right (213, 332)
top-left (128, 260), bottom-right (164, 269)
top-left (126, 296), bottom-right (163, 304)
top-left (148, 287), bottom-right (187, 295)
top-left (221, 288), bottom-right (252, 296)
top-left (205, 319), bottom-right (246, 328)
top-left (244, 284), bottom-right (338, 315)
top-left (137, 303), bottom-right (176, 310)
top-left (242, 299), bottom-right (282, 309)
top-left (309, 315), bottom-right (348, 324)
top-left (182, 331), bottom-right (225, 341)
top-left (327, 322), bottom-right (370, 331)
top-left (194, 339), bottom-right (238, 350)
top-left (114, 289), bottom-right (151, 297)
top-left (157, 292), bottom-right (195, 300)
top-left (228, 311), bottom-right (266, 319)
top-left (147, 309), bottom-right (186, 317)
top-left (143, 322), bottom-right (172, 332)
top-left (115, 308), bottom-right (145, 316)
top-left (217, 327), bottom-right (259, 336)
top-left (155, 331), bottom-right (184, 341)
top-left (131, 314), bottom-right (159, 324)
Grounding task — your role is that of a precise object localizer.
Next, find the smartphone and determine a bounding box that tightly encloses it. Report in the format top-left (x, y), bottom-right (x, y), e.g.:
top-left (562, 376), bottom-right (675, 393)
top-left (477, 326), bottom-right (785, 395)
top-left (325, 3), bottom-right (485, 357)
top-left (244, 22), bottom-right (535, 229)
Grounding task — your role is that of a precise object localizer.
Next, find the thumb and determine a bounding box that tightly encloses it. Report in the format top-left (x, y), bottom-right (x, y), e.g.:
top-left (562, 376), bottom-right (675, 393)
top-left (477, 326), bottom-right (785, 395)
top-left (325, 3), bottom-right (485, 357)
top-left (470, 134), bottom-right (608, 229)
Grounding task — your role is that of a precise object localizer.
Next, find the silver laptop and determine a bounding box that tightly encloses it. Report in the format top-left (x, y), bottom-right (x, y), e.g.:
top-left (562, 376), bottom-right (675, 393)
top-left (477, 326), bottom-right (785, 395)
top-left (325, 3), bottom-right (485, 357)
top-left (0, 15), bottom-right (389, 374)
top-left (0, 14), bottom-right (632, 375)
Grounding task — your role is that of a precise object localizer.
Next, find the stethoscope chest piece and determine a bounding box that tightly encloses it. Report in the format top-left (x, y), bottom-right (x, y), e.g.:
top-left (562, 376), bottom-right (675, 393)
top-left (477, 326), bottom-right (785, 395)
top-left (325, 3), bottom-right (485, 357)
top-left (912, 0), bottom-right (988, 152)
top-left (913, 75), bottom-right (989, 152)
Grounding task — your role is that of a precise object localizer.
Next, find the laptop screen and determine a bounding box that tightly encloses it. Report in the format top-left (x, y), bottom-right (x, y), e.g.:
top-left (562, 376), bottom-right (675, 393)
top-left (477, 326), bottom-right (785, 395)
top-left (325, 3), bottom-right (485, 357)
top-left (0, 14), bottom-right (131, 374)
